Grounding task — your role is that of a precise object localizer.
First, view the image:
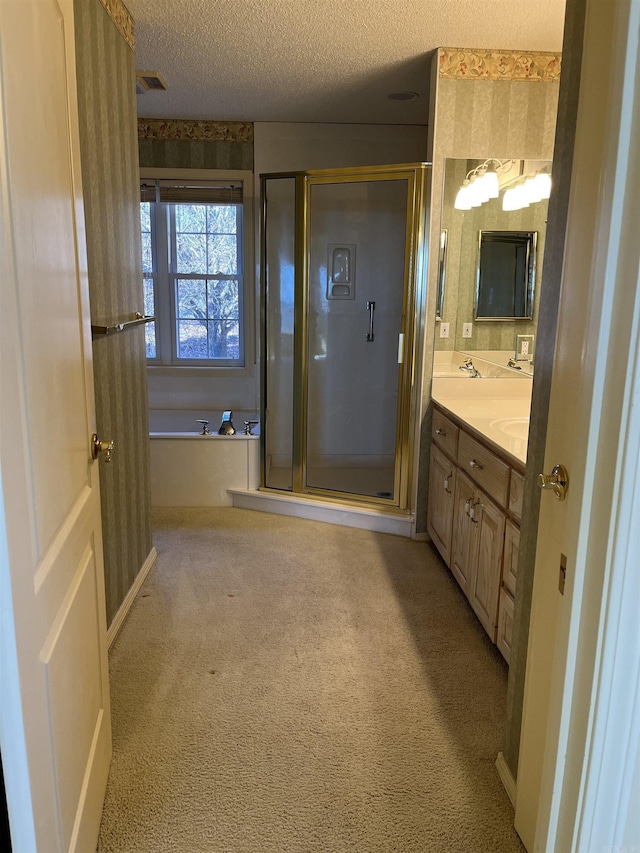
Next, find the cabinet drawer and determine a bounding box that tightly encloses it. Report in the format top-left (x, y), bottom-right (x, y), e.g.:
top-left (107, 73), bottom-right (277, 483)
top-left (457, 431), bottom-right (510, 507)
top-left (432, 408), bottom-right (459, 459)
top-left (509, 469), bottom-right (525, 520)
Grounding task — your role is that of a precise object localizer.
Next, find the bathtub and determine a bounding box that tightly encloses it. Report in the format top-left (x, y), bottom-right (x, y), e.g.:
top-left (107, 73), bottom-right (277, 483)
top-left (149, 411), bottom-right (260, 507)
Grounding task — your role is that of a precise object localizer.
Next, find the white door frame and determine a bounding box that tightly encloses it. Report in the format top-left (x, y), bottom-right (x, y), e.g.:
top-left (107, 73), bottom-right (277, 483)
top-left (518, 0), bottom-right (640, 849)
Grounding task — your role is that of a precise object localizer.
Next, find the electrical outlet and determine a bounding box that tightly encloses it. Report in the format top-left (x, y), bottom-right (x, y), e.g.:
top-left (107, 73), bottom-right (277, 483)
top-left (439, 322), bottom-right (450, 339)
top-left (462, 322), bottom-right (473, 338)
top-left (516, 334), bottom-right (535, 361)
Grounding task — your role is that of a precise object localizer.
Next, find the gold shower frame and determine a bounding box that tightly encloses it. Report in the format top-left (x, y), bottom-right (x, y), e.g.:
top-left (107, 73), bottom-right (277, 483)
top-left (260, 163), bottom-right (431, 513)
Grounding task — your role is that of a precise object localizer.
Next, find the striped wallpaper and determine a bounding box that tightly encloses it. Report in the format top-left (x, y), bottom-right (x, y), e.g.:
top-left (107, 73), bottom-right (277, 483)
top-left (74, 0), bottom-right (153, 626)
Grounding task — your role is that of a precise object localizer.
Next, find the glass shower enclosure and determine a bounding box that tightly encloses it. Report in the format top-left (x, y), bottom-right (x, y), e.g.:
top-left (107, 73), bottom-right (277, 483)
top-left (261, 164), bottom-right (429, 509)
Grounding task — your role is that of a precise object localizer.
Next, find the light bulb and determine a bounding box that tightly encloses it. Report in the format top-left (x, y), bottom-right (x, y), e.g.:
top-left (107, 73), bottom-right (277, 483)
top-left (535, 172), bottom-right (552, 199)
top-left (467, 175), bottom-right (483, 207)
top-left (454, 181), bottom-right (472, 210)
top-left (483, 165), bottom-right (500, 199)
top-left (512, 181), bottom-right (530, 209)
top-left (503, 181), bottom-right (530, 211)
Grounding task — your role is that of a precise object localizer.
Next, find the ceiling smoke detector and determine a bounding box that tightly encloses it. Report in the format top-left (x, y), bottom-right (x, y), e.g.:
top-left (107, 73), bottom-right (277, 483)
top-left (136, 71), bottom-right (167, 94)
top-left (388, 91), bottom-right (419, 101)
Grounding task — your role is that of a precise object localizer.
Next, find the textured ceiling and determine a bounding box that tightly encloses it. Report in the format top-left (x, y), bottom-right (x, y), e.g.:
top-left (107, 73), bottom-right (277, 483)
top-left (127, 0), bottom-right (567, 125)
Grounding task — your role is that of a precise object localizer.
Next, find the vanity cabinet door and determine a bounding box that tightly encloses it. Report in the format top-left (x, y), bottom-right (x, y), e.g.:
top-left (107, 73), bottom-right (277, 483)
top-left (468, 493), bottom-right (506, 642)
top-left (497, 588), bottom-right (515, 663)
top-left (451, 470), bottom-right (477, 596)
top-left (427, 445), bottom-right (456, 566)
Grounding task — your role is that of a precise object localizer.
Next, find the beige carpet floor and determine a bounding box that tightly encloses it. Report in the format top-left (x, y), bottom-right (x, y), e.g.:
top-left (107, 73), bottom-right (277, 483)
top-left (98, 507), bottom-right (524, 853)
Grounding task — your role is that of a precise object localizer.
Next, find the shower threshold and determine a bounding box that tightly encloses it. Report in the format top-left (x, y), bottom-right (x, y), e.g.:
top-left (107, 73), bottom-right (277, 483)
top-left (228, 489), bottom-right (415, 538)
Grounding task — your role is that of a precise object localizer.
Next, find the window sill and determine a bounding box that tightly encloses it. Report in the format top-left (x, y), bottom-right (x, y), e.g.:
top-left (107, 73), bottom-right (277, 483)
top-left (146, 363), bottom-right (255, 378)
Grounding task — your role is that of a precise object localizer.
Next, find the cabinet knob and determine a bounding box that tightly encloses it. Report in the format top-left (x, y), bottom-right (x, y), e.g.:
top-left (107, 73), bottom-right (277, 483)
top-left (470, 458), bottom-right (484, 470)
top-left (436, 428), bottom-right (446, 436)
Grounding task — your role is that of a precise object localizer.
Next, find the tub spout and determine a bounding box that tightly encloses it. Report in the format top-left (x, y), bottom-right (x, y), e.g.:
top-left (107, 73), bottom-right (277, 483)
top-left (218, 411), bottom-right (236, 435)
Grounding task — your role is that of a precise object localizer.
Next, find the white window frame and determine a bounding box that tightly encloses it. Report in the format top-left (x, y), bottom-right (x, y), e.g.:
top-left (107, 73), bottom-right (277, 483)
top-left (140, 168), bottom-right (255, 376)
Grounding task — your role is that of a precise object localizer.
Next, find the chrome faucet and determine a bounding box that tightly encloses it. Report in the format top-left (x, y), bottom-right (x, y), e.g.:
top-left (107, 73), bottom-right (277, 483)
top-left (243, 420), bottom-right (259, 435)
top-left (459, 357), bottom-right (481, 378)
top-left (196, 419), bottom-right (211, 435)
top-left (507, 357), bottom-right (522, 369)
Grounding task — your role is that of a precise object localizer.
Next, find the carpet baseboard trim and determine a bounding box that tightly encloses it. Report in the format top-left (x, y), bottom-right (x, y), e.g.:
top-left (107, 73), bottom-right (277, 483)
top-left (495, 750), bottom-right (517, 807)
top-left (107, 547), bottom-right (158, 648)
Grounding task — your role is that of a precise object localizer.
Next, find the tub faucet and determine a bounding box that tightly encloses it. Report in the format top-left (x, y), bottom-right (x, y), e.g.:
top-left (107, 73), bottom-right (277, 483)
top-left (196, 419), bottom-right (211, 435)
top-left (459, 357), bottom-right (481, 378)
top-left (243, 420), bottom-right (259, 436)
top-left (507, 358), bottom-right (522, 370)
top-left (218, 411), bottom-right (236, 435)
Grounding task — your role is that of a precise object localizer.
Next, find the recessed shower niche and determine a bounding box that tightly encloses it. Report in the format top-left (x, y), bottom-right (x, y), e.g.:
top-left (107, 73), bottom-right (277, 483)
top-left (261, 164), bottom-right (431, 509)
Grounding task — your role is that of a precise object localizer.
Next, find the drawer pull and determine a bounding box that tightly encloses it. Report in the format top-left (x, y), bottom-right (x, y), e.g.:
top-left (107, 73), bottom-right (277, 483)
top-left (470, 459), bottom-right (484, 470)
top-left (444, 473), bottom-right (452, 493)
top-left (435, 428), bottom-right (446, 436)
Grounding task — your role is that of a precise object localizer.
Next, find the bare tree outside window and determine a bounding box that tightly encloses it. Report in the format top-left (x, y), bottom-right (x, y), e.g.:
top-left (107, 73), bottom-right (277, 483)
top-left (140, 196), bottom-right (244, 364)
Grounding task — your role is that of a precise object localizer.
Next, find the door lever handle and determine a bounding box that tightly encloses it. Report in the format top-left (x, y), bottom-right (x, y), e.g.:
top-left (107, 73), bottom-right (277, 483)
top-left (538, 463), bottom-right (569, 501)
top-left (92, 434), bottom-right (114, 463)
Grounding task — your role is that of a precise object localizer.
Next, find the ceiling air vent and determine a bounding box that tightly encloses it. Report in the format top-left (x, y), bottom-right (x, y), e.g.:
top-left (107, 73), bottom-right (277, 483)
top-left (136, 71), bottom-right (167, 94)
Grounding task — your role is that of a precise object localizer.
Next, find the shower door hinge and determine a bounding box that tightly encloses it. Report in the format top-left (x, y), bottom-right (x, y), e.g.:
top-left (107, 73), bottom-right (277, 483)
top-left (398, 333), bottom-right (404, 363)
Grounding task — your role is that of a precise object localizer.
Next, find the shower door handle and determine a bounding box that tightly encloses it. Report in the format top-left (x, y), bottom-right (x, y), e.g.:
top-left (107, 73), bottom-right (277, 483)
top-left (366, 301), bottom-right (375, 342)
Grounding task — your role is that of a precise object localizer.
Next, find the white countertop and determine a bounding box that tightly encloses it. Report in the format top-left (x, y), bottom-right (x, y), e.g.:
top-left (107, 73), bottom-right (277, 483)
top-left (432, 378), bottom-right (532, 466)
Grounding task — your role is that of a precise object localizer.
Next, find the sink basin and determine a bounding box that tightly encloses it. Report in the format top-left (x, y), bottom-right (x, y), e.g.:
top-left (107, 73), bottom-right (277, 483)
top-left (490, 417), bottom-right (529, 441)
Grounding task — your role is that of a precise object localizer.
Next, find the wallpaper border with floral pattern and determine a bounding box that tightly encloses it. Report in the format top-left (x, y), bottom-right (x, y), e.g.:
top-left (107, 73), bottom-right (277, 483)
top-left (439, 48), bottom-right (561, 82)
top-left (138, 119), bottom-right (254, 143)
top-left (98, 0), bottom-right (134, 48)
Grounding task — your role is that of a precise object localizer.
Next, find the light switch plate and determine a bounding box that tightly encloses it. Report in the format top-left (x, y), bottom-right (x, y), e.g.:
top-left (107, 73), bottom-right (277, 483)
top-left (439, 322), bottom-right (450, 339)
top-left (462, 322), bottom-right (473, 338)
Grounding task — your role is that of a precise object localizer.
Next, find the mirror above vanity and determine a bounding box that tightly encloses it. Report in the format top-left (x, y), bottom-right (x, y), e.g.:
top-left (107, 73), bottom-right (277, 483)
top-left (435, 157), bottom-right (551, 374)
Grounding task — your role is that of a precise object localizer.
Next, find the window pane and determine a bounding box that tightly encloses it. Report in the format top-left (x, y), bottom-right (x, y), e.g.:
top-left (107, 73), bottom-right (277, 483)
top-left (208, 320), bottom-right (239, 359)
top-left (143, 277), bottom-right (156, 358)
top-left (141, 232), bottom-right (153, 273)
top-left (177, 279), bottom-right (206, 319)
top-left (207, 205), bottom-right (237, 234)
top-left (176, 204), bottom-right (206, 234)
top-left (207, 234), bottom-right (237, 274)
top-left (176, 233), bottom-right (207, 273)
top-left (177, 320), bottom-right (208, 358)
top-left (207, 279), bottom-right (239, 321)
top-left (143, 277), bottom-right (155, 315)
top-left (140, 202), bottom-right (151, 233)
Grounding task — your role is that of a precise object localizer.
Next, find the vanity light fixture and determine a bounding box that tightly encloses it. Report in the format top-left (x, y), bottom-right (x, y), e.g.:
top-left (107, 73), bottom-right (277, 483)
top-left (502, 169), bottom-right (552, 211)
top-left (454, 159), bottom-right (511, 210)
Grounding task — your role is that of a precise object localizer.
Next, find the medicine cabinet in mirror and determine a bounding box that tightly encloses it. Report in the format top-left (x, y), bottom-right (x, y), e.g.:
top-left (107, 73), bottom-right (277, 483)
top-left (475, 230), bottom-right (537, 320)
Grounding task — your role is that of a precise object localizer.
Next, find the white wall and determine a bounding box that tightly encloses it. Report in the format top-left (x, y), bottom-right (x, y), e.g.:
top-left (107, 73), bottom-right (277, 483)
top-left (253, 122), bottom-right (428, 176)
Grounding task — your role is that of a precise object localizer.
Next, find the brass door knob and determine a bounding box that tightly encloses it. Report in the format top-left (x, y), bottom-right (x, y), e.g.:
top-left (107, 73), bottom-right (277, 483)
top-left (538, 463), bottom-right (569, 501)
top-left (92, 434), bottom-right (114, 463)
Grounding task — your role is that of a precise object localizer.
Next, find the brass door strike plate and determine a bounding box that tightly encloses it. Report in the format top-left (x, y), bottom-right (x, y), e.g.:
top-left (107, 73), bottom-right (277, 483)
top-left (559, 553), bottom-right (567, 595)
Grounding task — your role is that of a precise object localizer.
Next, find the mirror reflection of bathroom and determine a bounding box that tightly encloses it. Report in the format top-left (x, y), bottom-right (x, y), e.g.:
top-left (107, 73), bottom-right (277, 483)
top-left (434, 157), bottom-right (551, 378)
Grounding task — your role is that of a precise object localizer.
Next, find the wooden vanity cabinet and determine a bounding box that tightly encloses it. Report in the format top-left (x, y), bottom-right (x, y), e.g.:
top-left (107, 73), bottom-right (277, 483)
top-left (428, 402), bottom-right (524, 658)
top-left (497, 520), bottom-right (520, 662)
top-left (427, 444), bottom-right (456, 566)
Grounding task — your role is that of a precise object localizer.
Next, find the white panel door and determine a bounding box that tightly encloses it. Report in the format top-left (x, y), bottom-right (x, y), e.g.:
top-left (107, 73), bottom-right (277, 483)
top-left (0, 1), bottom-right (111, 851)
top-left (515, 1), bottom-right (640, 850)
